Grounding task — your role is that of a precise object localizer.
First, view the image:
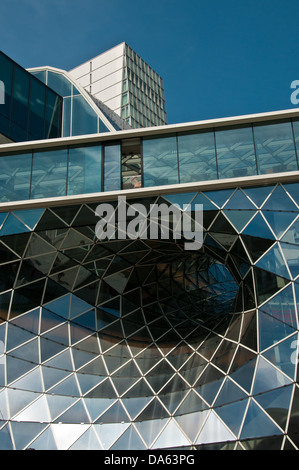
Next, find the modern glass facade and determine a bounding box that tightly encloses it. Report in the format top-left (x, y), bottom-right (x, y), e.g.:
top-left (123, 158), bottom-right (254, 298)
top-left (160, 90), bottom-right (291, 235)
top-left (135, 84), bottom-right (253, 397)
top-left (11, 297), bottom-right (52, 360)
top-left (0, 48), bottom-right (299, 451)
top-left (0, 184), bottom-right (298, 450)
top-left (1, 117), bottom-right (299, 203)
top-left (29, 68), bottom-right (121, 136)
top-left (0, 52), bottom-right (62, 142)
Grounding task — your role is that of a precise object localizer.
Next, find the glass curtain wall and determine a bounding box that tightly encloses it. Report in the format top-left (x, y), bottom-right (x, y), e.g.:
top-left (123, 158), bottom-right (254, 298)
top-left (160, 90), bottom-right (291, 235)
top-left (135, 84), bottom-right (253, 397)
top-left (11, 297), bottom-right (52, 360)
top-left (1, 118), bottom-right (299, 202)
top-left (0, 52), bottom-right (62, 142)
top-left (143, 119), bottom-right (299, 187)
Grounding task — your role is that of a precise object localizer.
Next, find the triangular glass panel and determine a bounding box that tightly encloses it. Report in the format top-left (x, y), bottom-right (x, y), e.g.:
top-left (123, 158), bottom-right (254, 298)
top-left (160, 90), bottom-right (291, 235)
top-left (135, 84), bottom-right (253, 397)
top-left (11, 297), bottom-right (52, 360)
top-left (254, 384), bottom-right (293, 431)
top-left (152, 419), bottom-right (190, 449)
top-left (203, 189), bottom-right (235, 208)
top-left (10, 421), bottom-right (47, 450)
top-left (54, 399), bottom-right (90, 424)
top-left (35, 209), bottom-right (68, 231)
top-left (121, 396), bottom-right (153, 420)
top-left (83, 397), bottom-right (116, 422)
top-left (85, 378), bottom-right (117, 399)
top-left (111, 424), bottom-right (147, 450)
top-left (214, 399), bottom-right (248, 437)
top-left (13, 209), bottom-right (44, 230)
top-left (14, 395), bottom-right (50, 422)
top-left (263, 211), bottom-right (297, 239)
top-left (258, 310), bottom-right (295, 352)
top-left (256, 244), bottom-right (290, 279)
top-left (11, 366), bottom-right (43, 393)
top-left (262, 185), bottom-right (298, 212)
top-left (191, 192), bottom-right (219, 211)
top-left (6, 323), bottom-right (37, 352)
top-left (94, 422), bottom-right (130, 450)
top-left (214, 377), bottom-right (248, 407)
top-left (41, 365), bottom-right (71, 392)
top-left (69, 294), bottom-right (93, 318)
top-left (69, 427), bottom-right (102, 450)
top-left (240, 399), bottom-right (283, 440)
top-left (243, 185), bottom-right (275, 208)
top-left (46, 394), bottom-right (77, 421)
top-left (223, 210), bottom-right (255, 232)
top-left (281, 217), bottom-right (299, 244)
top-left (260, 284), bottom-right (297, 328)
top-left (229, 346), bottom-right (257, 393)
top-left (174, 390), bottom-right (208, 416)
top-left (196, 410), bottom-right (236, 445)
top-left (242, 213), bottom-right (275, 240)
top-left (50, 205), bottom-right (81, 226)
top-left (45, 294), bottom-right (71, 319)
top-left (6, 387), bottom-right (37, 418)
top-left (0, 214), bottom-right (29, 236)
top-left (61, 228), bottom-right (93, 249)
top-left (263, 334), bottom-right (297, 380)
top-left (134, 418), bottom-right (168, 448)
top-left (50, 374), bottom-right (80, 397)
top-left (284, 183), bottom-right (299, 206)
top-left (50, 423), bottom-right (89, 450)
top-left (135, 397), bottom-right (169, 421)
top-left (44, 349), bottom-right (73, 372)
top-left (193, 365), bottom-right (225, 404)
top-left (29, 426), bottom-right (57, 450)
top-left (162, 192), bottom-right (197, 209)
top-left (252, 356), bottom-right (292, 395)
top-left (280, 242), bottom-right (299, 279)
top-left (175, 409), bottom-right (209, 443)
top-left (254, 267), bottom-right (289, 306)
top-left (224, 190), bottom-right (256, 210)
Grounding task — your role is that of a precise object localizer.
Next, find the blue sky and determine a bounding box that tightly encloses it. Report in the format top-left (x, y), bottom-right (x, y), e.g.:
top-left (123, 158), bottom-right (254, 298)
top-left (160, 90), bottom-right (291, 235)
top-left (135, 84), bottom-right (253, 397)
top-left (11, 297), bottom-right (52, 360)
top-left (1, 0), bottom-right (299, 125)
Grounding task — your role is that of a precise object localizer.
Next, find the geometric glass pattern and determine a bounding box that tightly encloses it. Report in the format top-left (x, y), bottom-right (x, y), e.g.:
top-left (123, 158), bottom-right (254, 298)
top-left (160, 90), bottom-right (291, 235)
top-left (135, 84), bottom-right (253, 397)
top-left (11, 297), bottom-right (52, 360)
top-left (0, 182), bottom-right (299, 450)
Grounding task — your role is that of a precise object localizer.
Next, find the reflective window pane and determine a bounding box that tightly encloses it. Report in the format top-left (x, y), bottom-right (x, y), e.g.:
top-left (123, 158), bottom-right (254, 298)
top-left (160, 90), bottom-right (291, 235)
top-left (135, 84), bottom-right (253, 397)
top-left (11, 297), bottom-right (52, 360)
top-left (215, 126), bottom-right (256, 178)
top-left (0, 153), bottom-right (32, 202)
top-left (11, 66), bottom-right (30, 131)
top-left (143, 136), bottom-right (178, 187)
top-left (68, 145), bottom-right (102, 195)
top-left (47, 71), bottom-right (72, 97)
top-left (178, 131), bottom-right (217, 182)
top-left (72, 95), bottom-right (99, 136)
top-left (45, 90), bottom-right (62, 140)
top-left (253, 121), bottom-right (298, 174)
top-left (31, 149), bottom-right (67, 199)
top-left (104, 145), bottom-right (121, 191)
top-left (28, 78), bottom-right (46, 139)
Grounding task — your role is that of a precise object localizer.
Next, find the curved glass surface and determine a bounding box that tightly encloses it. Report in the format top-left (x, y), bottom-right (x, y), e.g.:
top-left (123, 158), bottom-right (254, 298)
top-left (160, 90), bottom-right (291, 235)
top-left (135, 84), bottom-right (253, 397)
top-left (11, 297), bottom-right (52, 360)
top-left (0, 183), bottom-right (297, 449)
top-left (30, 69), bottom-right (111, 137)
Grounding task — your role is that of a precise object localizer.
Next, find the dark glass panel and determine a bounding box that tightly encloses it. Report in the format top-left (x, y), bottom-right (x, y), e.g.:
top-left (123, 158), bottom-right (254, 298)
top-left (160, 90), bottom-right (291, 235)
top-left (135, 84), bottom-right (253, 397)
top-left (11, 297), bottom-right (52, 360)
top-left (11, 65), bottom-right (30, 132)
top-left (28, 78), bottom-right (46, 139)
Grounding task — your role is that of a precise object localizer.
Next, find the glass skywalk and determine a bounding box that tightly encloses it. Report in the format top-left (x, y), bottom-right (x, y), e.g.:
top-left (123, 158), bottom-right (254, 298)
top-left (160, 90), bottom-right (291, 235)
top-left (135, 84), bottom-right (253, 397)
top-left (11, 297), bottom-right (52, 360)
top-left (0, 115), bottom-right (299, 203)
